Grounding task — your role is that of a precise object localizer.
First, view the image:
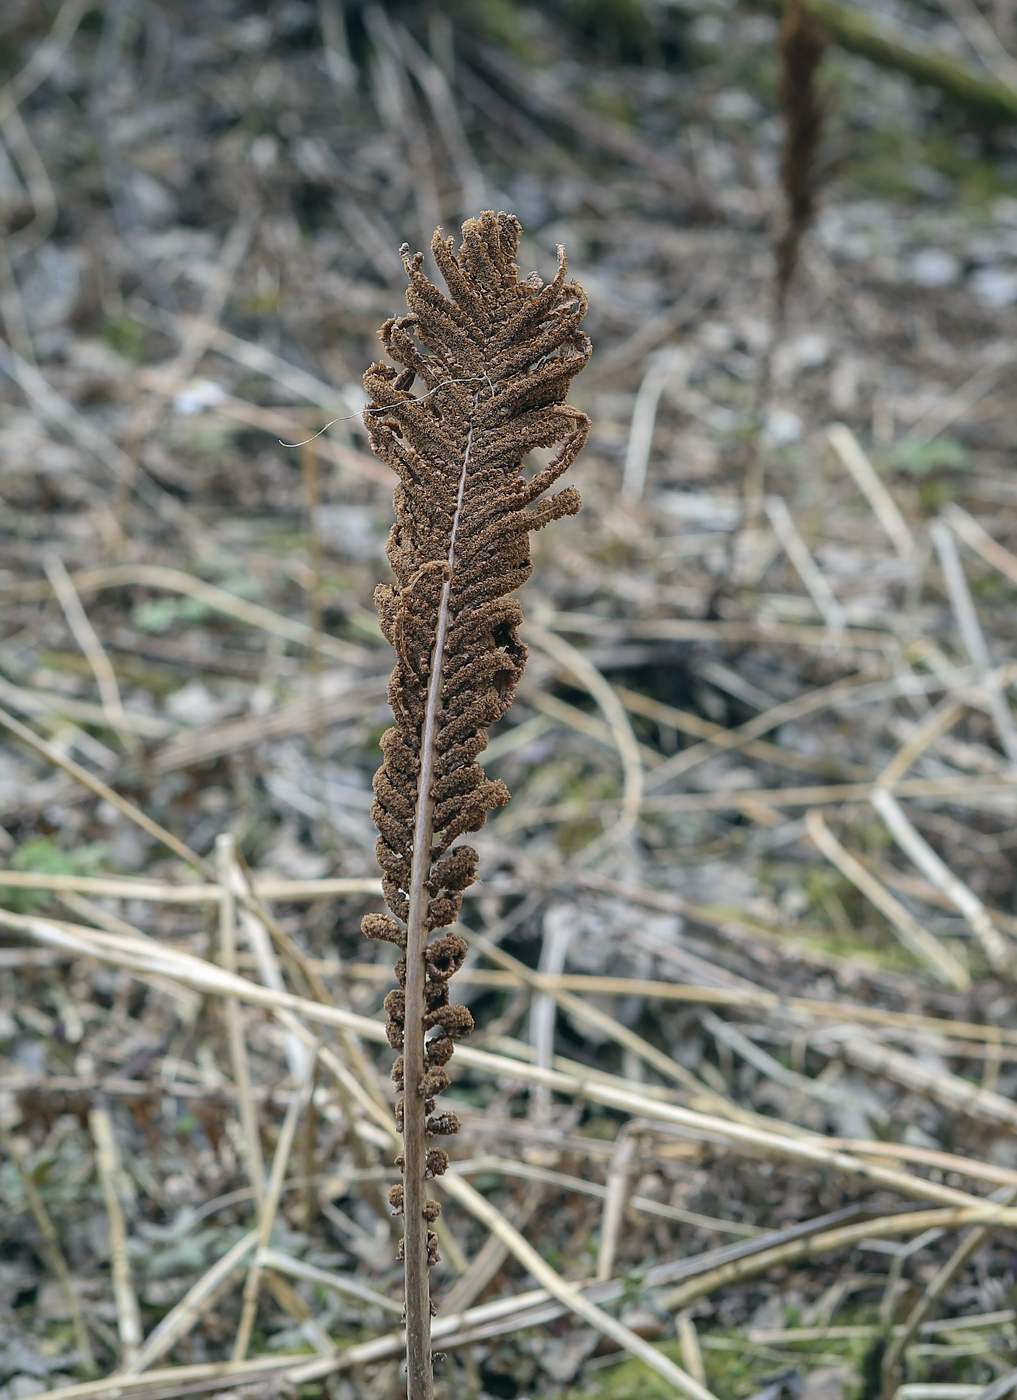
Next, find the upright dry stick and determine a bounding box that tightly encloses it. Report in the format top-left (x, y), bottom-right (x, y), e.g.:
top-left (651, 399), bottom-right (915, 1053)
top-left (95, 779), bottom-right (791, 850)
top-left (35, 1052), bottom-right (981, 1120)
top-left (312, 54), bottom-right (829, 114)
top-left (89, 1107), bottom-right (142, 1367)
top-left (774, 0), bottom-right (826, 325)
top-left (360, 211), bottom-right (590, 1398)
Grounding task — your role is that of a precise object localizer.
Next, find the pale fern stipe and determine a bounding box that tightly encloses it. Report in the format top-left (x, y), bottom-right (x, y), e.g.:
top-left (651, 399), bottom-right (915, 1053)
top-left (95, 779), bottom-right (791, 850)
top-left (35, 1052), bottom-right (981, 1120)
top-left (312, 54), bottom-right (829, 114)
top-left (359, 210), bottom-right (590, 1396)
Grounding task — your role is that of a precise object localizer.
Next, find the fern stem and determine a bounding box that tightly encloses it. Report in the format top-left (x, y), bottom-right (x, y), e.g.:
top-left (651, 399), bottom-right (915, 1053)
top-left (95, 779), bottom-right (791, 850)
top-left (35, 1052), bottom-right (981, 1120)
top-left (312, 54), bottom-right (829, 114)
top-left (402, 418), bottom-right (476, 1397)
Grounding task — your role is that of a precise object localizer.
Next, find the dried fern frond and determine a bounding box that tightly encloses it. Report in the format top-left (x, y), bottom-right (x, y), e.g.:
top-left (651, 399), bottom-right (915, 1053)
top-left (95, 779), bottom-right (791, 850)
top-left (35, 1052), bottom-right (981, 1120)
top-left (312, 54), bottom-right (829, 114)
top-left (361, 210), bottom-right (590, 1396)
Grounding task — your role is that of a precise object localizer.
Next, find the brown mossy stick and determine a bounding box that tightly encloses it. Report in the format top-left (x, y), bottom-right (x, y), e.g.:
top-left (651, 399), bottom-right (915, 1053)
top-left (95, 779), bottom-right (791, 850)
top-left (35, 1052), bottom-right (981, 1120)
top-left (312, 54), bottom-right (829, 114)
top-left (360, 210), bottom-right (590, 1399)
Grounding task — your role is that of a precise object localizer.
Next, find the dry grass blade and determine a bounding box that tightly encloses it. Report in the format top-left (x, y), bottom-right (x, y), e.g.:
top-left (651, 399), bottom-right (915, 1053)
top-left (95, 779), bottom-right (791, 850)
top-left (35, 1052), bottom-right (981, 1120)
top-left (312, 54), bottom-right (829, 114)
top-left (122, 1232), bottom-right (258, 1377)
top-left (439, 1172), bottom-right (721, 1400)
top-left (615, 683), bottom-right (870, 780)
top-left (460, 924), bottom-right (725, 1106)
top-left (876, 698), bottom-right (968, 788)
top-left (677, 1312), bottom-right (707, 1386)
top-left (256, 1248), bottom-right (402, 1314)
top-left (20, 1356), bottom-right (304, 1400)
top-left (643, 668), bottom-right (890, 789)
top-left (0, 703), bottom-right (215, 877)
top-left (642, 772), bottom-right (1017, 814)
top-left (945, 500), bottom-right (1017, 588)
top-left (881, 1187), bottom-right (1017, 1387)
top-left (765, 495), bottom-right (847, 637)
top-left (450, 1155), bottom-right (759, 1235)
top-left (0, 871), bottom-right (384, 901)
top-left (930, 518), bottom-right (1017, 763)
top-left (596, 1125), bottom-right (637, 1281)
top-left (826, 422), bottom-right (916, 559)
top-left (0, 338), bottom-right (189, 519)
top-left (659, 1207), bottom-right (1014, 1312)
top-left (232, 1064), bottom-right (318, 1360)
top-left (820, 1034), bottom-right (1017, 1132)
top-left (621, 348), bottom-right (684, 501)
top-left (438, 1186), bottom-right (546, 1316)
top-left (217, 834), bottom-right (266, 1215)
top-left (89, 1108), bottom-right (142, 1366)
top-left (0, 0), bottom-right (90, 122)
top-left (805, 808), bottom-right (970, 988)
top-left (43, 553), bottom-right (137, 752)
top-left (969, 1367), bottom-right (1017, 1400)
top-left (529, 905), bottom-right (575, 1123)
top-left (0, 563), bottom-right (371, 662)
top-left (701, 1009), bottom-right (856, 1111)
top-left (10, 907), bottom-right (1016, 1215)
top-left (526, 622), bottom-right (643, 847)
top-left (870, 786), bottom-right (1011, 970)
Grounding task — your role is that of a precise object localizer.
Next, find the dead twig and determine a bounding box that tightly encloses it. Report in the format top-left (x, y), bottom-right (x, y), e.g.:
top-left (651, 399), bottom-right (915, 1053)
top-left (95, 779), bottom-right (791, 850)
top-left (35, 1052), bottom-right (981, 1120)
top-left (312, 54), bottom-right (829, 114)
top-left (89, 1107), bottom-right (142, 1367)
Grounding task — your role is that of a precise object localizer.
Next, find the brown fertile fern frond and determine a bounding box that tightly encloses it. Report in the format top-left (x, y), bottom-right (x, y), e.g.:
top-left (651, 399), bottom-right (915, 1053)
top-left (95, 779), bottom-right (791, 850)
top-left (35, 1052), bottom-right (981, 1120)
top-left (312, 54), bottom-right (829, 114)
top-left (361, 210), bottom-right (589, 1394)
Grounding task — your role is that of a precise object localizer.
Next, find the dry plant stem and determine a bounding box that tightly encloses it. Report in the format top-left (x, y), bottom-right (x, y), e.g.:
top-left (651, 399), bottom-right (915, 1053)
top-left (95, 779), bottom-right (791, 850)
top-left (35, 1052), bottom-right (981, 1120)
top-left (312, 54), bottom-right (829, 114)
top-left (597, 1126), bottom-right (637, 1281)
top-left (233, 1062), bottom-right (317, 1360)
top-left (439, 1173), bottom-right (721, 1400)
top-left (944, 500), bottom-right (1017, 588)
top-left (1, 561), bottom-right (370, 663)
top-left (1, 700), bottom-right (386, 1112)
top-left (0, 0), bottom-right (91, 124)
top-left (526, 623), bottom-right (643, 847)
top-left (123, 1232), bottom-right (259, 1377)
top-left (16, 1214), bottom-right (1011, 1400)
top-left (677, 1313), bottom-right (707, 1386)
top-left (0, 337), bottom-right (193, 525)
top-left (89, 1107), bottom-right (142, 1366)
top-left (643, 667), bottom-right (884, 789)
top-left (0, 1120), bottom-right (97, 1374)
top-left (42, 554), bottom-right (137, 750)
top-left (25, 935), bottom-right (1017, 1054)
top-left (529, 906), bottom-right (575, 1121)
top-left (658, 1207), bottom-right (1012, 1312)
top-left (0, 871), bottom-right (387, 900)
top-left (15, 864), bottom-right (1017, 979)
top-left (0, 237), bottom-right (34, 364)
top-left (826, 423), bottom-right (916, 559)
top-left (817, 1033), bottom-right (1017, 1132)
top-left (0, 704), bottom-right (216, 876)
top-left (774, 0), bottom-right (826, 322)
top-left (870, 786), bottom-right (1011, 970)
top-left (881, 1186), bottom-right (1017, 1385)
top-left (19, 1356), bottom-right (296, 1400)
top-left (876, 698), bottom-right (967, 786)
top-left (230, 849), bottom-right (389, 1120)
top-left (764, 495), bottom-right (846, 638)
top-left (935, 0), bottom-right (1017, 91)
top-left (462, 924), bottom-right (727, 1108)
top-left (16, 908), bottom-right (1017, 1214)
top-left (217, 835), bottom-right (266, 1213)
top-left (805, 808), bottom-right (970, 988)
top-left (931, 518), bottom-right (1017, 764)
top-left (451, 1155), bottom-right (759, 1236)
top-left (402, 419), bottom-right (477, 1397)
top-left (701, 1009), bottom-right (856, 1112)
top-left (257, 1249), bottom-right (403, 1314)
top-left (440, 1183), bottom-right (546, 1315)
